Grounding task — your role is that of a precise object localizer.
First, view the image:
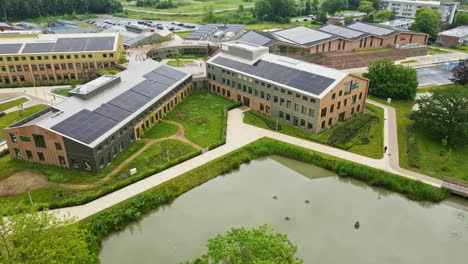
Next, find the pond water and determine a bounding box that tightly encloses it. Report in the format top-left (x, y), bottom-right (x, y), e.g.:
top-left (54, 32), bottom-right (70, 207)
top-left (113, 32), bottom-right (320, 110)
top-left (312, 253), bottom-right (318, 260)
top-left (100, 156), bottom-right (468, 264)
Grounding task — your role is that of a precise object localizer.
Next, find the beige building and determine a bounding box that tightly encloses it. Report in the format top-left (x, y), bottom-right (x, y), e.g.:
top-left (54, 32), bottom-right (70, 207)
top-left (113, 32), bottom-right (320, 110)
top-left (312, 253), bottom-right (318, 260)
top-left (206, 42), bottom-right (369, 134)
top-left (0, 32), bottom-right (124, 85)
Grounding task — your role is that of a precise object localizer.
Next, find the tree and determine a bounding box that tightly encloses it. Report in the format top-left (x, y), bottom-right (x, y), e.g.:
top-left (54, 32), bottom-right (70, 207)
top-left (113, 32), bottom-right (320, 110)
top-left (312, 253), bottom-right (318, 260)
top-left (317, 10), bottom-right (328, 23)
top-left (320, 0), bottom-right (347, 15)
top-left (363, 59), bottom-right (418, 100)
top-left (348, 0), bottom-right (360, 10)
top-left (454, 12), bottom-right (468, 26)
top-left (410, 85), bottom-right (468, 145)
top-left (305, 0), bottom-right (311, 15)
top-left (374, 10), bottom-right (393, 22)
top-left (202, 5), bottom-right (216, 23)
top-left (451, 59), bottom-right (468, 85)
top-left (410, 8), bottom-right (441, 41)
top-left (358, 1), bottom-right (375, 14)
top-left (193, 225), bottom-right (303, 264)
top-left (312, 0), bottom-right (319, 11)
top-left (238, 4), bottom-right (245, 14)
top-left (0, 203), bottom-right (92, 263)
top-left (254, 0), bottom-right (297, 22)
top-left (344, 16), bottom-right (354, 25)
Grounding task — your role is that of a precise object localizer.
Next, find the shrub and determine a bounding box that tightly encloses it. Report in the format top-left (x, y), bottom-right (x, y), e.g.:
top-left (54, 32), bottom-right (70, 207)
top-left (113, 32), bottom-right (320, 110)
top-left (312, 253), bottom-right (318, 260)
top-left (0, 112), bottom-right (5, 117)
top-left (407, 134), bottom-right (421, 168)
top-left (0, 148), bottom-right (9, 158)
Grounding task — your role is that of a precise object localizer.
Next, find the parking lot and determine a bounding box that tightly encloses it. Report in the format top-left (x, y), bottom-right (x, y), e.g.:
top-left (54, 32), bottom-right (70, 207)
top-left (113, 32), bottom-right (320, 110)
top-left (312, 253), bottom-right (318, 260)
top-left (86, 17), bottom-right (200, 33)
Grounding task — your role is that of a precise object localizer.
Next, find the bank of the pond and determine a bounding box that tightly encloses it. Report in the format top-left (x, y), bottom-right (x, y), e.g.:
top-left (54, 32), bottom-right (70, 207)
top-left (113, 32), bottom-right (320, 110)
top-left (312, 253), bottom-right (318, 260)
top-left (80, 138), bottom-right (448, 259)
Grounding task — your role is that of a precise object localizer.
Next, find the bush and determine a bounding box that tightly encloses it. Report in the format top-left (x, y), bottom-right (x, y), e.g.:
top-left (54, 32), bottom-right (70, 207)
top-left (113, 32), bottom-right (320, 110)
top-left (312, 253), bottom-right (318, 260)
top-left (0, 112), bottom-right (5, 117)
top-left (327, 113), bottom-right (377, 148)
top-left (407, 134), bottom-right (421, 168)
top-left (0, 148), bottom-right (9, 158)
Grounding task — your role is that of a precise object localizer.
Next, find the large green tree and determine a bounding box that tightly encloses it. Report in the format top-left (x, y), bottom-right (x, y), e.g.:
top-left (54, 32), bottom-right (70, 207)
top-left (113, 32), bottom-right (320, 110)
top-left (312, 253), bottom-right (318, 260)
top-left (363, 59), bottom-right (418, 99)
top-left (0, 204), bottom-right (92, 263)
top-left (193, 225), bottom-right (303, 263)
top-left (410, 8), bottom-right (441, 41)
top-left (454, 12), bottom-right (468, 26)
top-left (358, 1), bottom-right (375, 14)
top-left (410, 85), bottom-right (468, 145)
top-left (320, 0), bottom-right (347, 16)
top-left (254, 0), bottom-right (297, 22)
top-left (451, 59), bottom-right (468, 85)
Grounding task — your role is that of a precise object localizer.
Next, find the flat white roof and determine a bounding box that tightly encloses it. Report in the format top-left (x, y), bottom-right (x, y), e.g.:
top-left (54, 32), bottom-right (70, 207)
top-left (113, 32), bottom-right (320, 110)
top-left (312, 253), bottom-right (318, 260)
top-left (439, 26), bottom-right (468, 38)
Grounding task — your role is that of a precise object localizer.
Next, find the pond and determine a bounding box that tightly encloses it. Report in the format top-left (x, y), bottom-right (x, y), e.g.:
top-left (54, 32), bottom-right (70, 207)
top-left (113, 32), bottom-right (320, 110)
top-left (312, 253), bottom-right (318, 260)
top-left (100, 156), bottom-right (468, 264)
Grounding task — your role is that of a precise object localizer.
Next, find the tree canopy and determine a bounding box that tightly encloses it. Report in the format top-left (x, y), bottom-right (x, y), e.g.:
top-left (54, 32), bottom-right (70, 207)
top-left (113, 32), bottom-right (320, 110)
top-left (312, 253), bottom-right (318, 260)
top-left (321, 0), bottom-right (347, 16)
top-left (0, 204), bottom-right (92, 263)
top-left (0, 0), bottom-right (122, 20)
top-left (254, 0), bottom-right (297, 23)
top-left (454, 12), bottom-right (468, 27)
top-left (410, 8), bottom-right (441, 41)
top-left (357, 1), bottom-right (375, 14)
top-left (193, 225), bottom-right (303, 264)
top-left (451, 59), bottom-right (468, 85)
top-left (410, 85), bottom-right (468, 145)
top-left (363, 59), bottom-right (418, 100)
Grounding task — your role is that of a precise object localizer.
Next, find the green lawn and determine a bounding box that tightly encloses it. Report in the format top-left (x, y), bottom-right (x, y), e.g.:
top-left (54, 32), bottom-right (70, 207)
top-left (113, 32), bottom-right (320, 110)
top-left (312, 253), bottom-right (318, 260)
top-left (428, 47), bottom-right (452, 55)
top-left (165, 92), bottom-right (236, 148)
top-left (0, 139), bottom-right (197, 211)
top-left (444, 45), bottom-right (468, 54)
top-left (121, 0), bottom-right (256, 13)
top-left (417, 83), bottom-right (458, 93)
top-left (369, 95), bottom-right (468, 182)
top-left (97, 68), bottom-right (121, 75)
top-left (356, 48), bottom-right (393, 54)
top-left (0, 105), bottom-right (47, 140)
top-left (145, 121), bottom-right (178, 139)
top-left (166, 59), bottom-right (194, 67)
top-left (52, 88), bottom-right (72, 97)
top-left (400, 60), bottom-right (417, 64)
top-left (115, 10), bottom-right (204, 24)
top-left (0, 97), bottom-right (28, 112)
top-left (245, 21), bottom-right (321, 30)
top-left (244, 104), bottom-right (384, 159)
top-left (175, 30), bottom-right (194, 39)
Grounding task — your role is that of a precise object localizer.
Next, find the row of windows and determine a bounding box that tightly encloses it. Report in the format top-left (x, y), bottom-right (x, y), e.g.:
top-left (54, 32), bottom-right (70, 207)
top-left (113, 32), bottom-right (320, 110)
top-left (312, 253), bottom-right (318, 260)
top-left (0, 53), bottom-right (114, 62)
top-left (0, 72), bottom-right (88, 84)
top-left (1, 61), bottom-right (112, 73)
top-left (13, 148), bottom-right (66, 165)
top-left (9, 133), bottom-right (62, 150)
top-left (320, 105), bottom-right (361, 129)
top-left (321, 93), bottom-right (362, 117)
top-left (278, 111), bottom-right (315, 130)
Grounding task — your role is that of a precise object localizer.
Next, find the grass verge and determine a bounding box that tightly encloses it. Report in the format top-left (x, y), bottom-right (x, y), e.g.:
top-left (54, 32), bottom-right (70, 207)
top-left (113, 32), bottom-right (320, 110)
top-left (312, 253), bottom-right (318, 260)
top-left (145, 121), bottom-right (179, 139)
top-left (428, 47), bottom-right (452, 55)
top-left (81, 138), bottom-right (448, 259)
top-left (52, 88), bottom-right (72, 97)
top-left (0, 98), bottom-right (28, 112)
top-left (166, 59), bottom-right (194, 67)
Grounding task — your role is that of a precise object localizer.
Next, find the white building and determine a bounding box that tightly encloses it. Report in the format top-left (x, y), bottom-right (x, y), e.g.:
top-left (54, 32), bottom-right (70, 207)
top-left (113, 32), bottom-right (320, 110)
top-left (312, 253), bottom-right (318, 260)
top-left (379, 18), bottom-right (415, 29)
top-left (378, 0), bottom-right (460, 24)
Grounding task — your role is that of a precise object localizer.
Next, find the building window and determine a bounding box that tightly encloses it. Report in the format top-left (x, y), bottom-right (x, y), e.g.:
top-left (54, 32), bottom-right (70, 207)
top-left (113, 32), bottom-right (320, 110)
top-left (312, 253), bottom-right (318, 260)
top-left (26, 150), bottom-right (33, 160)
top-left (321, 120), bottom-right (326, 129)
top-left (83, 160), bottom-right (92, 171)
top-left (99, 157), bottom-right (105, 169)
top-left (279, 111), bottom-right (284, 118)
top-left (352, 95), bottom-right (357, 104)
top-left (328, 118), bottom-right (332, 126)
top-left (59, 156), bottom-right (66, 165)
top-left (321, 107), bottom-right (327, 117)
top-left (330, 104), bottom-right (334, 113)
top-left (359, 92), bottom-right (363, 100)
top-left (119, 142), bottom-right (124, 152)
top-left (55, 142), bottom-right (62, 150)
top-left (345, 81), bottom-right (352, 95)
top-left (351, 107), bottom-right (355, 115)
top-left (307, 122), bottom-right (313, 129)
top-left (300, 119), bottom-right (306, 127)
top-left (37, 152), bottom-right (45, 161)
top-left (285, 113), bottom-right (290, 121)
top-left (309, 108), bottom-right (314, 117)
top-left (20, 136), bottom-right (31, 142)
top-left (9, 133), bottom-right (17, 142)
top-left (332, 93), bottom-right (336, 100)
top-left (14, 148), bottom-right (22, 158)
top-left (357, 104), bottom-right (361, 112)
top-left (33, 134), bottom-right (46, 148)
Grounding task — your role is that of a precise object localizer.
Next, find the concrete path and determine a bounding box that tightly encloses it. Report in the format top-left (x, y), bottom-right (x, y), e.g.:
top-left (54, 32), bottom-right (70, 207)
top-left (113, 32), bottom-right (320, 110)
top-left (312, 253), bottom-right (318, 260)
top-left (0, 86), bottom-right (67, 105)
top-left (54, 104), bottom-right (443, 222)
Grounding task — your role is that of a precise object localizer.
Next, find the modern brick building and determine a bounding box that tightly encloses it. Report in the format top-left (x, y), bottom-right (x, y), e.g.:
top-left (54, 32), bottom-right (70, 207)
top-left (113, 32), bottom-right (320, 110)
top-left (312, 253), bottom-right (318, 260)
top-left (206, 42), bottom-right (369, 134)
top-left (237, 23), bottom-right (428, 61)
top-left (4, 60), bottom-right (192, 172)
top-left (0, 32), bottom-right (123, 85)
top-left (437, 26), bottom-right (468, 47)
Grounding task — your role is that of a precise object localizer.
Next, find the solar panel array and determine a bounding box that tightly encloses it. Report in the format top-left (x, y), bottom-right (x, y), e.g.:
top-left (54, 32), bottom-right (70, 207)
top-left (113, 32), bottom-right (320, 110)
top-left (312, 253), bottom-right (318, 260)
top-left (273, 26), bottom-right (334, 45)
top-left (0, 43), bottom-right (22, 54)
top-left (21, 37), bottom-right (115, 54)
top-left (185, 24), bottom-right (244, 40)
top-left (318, 24), bottom-right (367, 39)
top-left (51, 65), bottom-right (188, 144)
top-left (347, 22), bottom-right (395, 37)
top-left (212, 57), bottom-right (335, 96)
top-left (238, 31), bottom-right (273, 46)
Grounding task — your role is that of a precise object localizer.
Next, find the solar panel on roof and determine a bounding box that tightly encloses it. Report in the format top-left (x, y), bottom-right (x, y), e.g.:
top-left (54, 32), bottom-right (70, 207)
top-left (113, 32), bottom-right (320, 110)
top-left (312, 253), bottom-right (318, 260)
top-left (211, 57), bottom-right (335, 96)
top-left (143, 71), bottom-right (179, 86)
top-left (153, 65), bottom-right (187, 80)
top-left (238, 31), bottom-right (272, 46)
top-left (94, 103), bottom-right (132, 122)
top-left (22, 43), bottom-right (55, 53)
top-left (52, 109), bottom-right (117, 144)
top-left (347, 22), bottom-right (395, 36)
top-left (54, 38), bottom-right (88, 52)
top-left (273, 26), bottom-right (334, 45)
top-left (318, 24), bottom-right (366, 39)
top-left (0, 43), bottom-right (22, 54)
top-left (131, 79), bottom-right (170, 98)
top-left (108, 90), bottom-right (152, 112)
top-left (85, 37), bottom-right (115, 51)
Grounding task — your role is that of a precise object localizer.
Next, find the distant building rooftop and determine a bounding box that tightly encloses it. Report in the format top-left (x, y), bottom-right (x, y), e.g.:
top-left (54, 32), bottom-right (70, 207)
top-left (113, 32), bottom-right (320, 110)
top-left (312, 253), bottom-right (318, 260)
top-left (439, 26), bottom-right (468, 38)
top-left (379, 18), bottom-right (415, 29)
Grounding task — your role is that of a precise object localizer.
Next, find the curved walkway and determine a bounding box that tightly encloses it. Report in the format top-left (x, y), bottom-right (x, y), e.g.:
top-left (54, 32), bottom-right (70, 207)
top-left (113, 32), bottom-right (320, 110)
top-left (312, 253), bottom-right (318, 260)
top-left (53, 104), bottom-right (443, 221)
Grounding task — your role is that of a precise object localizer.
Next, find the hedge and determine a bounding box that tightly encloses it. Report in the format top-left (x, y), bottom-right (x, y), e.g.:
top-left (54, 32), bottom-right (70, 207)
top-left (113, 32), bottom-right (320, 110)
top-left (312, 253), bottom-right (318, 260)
top-left (81, 138), bottom-right (448, 261)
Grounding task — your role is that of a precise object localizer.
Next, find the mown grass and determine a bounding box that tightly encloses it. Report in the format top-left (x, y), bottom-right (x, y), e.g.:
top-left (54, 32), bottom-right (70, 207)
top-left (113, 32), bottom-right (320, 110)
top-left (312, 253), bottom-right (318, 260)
top-left (81, 138), bottom-right (448, 260)
top-left (97, 68), bottom-right (121, 75)
top-left (244, 104), bottom-right (384, 159)
top-left (165, 92), bottom-right (236, 148)
top-left (400, 60), bottom-right (417, 64)
top-left (52, 88), bottom-right (72, 97)
top-left (0, 97), bottom-right (28, 112)
top-left (356, 48), bottom-right (392, 54)
top-left (0, 140), bottom-right (198, 211)
top-left (428, 47), bottom-right (452, 55)
top-left (369, 95), bottom-right (468, 182)
top-left (120, 0), bottom-right (255, 13)
top-left (0, 105), bottom-right (47, 140)
top-left (145, 121), bottom-right (179, 139)
top-left (245, 21), bottom-right (321, 30)
top-left (174, 30), bottom-right (194, 39)
top-left (417, 83), bottom-right (459, 93)
top-left (166, 59), bottom-right (194, 67)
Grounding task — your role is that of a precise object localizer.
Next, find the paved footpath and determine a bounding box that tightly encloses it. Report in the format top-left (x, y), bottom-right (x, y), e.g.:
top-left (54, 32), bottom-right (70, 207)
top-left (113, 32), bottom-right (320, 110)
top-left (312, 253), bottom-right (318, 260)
top-left (54, 103), bottom-right (443, 221)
